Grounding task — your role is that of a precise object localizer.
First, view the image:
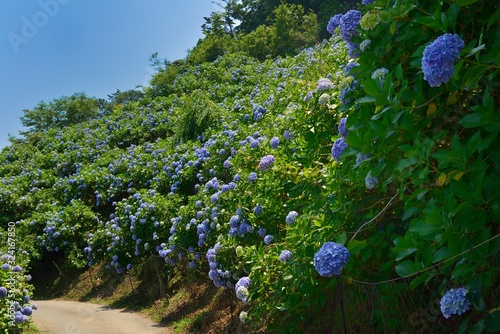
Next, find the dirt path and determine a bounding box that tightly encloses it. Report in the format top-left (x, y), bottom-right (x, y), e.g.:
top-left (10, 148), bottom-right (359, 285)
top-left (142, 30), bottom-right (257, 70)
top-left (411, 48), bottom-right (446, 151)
top-left (31, 300), bottom-right (171, 334)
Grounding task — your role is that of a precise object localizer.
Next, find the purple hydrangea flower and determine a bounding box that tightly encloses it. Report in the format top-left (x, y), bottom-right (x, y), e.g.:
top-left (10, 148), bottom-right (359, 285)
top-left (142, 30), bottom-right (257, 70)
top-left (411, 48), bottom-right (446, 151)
top-left (327, 14), bottom-right (343, 35)
top-left (356, 152), bottom-right (371, 164)
top-left (313, 242), bottom-right (350, 277)
top-left (343, 62), bottom-right (359, 76)
top-left (14, 311), bottom-right (29, 324)
top-left (21, 306), bottom-right (33, 316)
top-left (270, 137), bottom-right (280, 149)
top-left (223, 160), bottom-right (231, 169)
top-left (284, 130), bottom-right (294, 140)
top-left (254, 205), bottom-right (263, 215)
top-left (338, 118), bottom-right (348, 137)
top-left (259, 155), bottom-right (275, 171)
top-left (264, 235), bottom-right (274, 245)
top-left (0, 287), bottom-right (7, 298)
top-left (331, 137), bottom-right (348, 161)
top-left (339, 10), bottom-right (362, 42)
top-left (365, 173), bottom-right (378, 190)
top-left (422, 34), bottom-right (464, 87)
top-left (280, 250), bottom-right (292, 262)
top-left (248, 172), bottom-right (257, 182)
top-left (362, 0), bottom-right (374, 4)
top-left (440, 287), bottom-right (470, 318)
top-left (317, 77), bottom-right (334, 92)
top-left (285, 211), bottom-right (298, 225)
top-left (235, 276), bottom-right (252, 290)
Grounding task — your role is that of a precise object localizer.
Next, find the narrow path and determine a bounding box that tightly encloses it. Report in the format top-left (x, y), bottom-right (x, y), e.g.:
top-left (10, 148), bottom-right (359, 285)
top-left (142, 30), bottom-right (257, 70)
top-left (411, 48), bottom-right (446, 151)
top-left (31, 300), bottom-right (171, 334)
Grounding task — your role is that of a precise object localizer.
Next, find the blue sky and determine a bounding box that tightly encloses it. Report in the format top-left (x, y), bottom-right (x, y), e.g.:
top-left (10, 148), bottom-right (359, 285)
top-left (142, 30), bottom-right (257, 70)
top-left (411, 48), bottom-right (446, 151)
top-left (0, 0), bottom-right (217, 149)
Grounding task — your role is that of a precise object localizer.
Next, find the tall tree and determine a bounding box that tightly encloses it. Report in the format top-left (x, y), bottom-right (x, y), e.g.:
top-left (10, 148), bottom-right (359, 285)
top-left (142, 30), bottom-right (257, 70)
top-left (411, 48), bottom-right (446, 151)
top-left (20, 92), bottom-right (98, 135)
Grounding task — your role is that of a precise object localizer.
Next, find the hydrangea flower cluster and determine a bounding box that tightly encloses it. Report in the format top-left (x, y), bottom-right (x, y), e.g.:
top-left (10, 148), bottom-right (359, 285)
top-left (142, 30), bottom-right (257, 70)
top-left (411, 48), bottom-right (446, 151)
top-left (318, 93), bottom-right (330, 106)
top-left (360, 12), bottom-right (381, 30)
top-left (371, 68), bottom-right (389, 87)
top-left (313, 242), bottom-right (350, 277)
top-left (258, 155), bottom-right (275, 171)
top-left (362, 0), bottom-right (374, 4)
top-left (317, 77), bottom-right (334, 92)
top-left (360, 39), bottom-right (371, 52)
top-left (248, 172), bottom-right (257, 182)
top-left (285, 211), bottom-right (298, 225)
top-left (235, 276), bottom-right (252, 303)
top-left (338, 118), bottom-right (348, 137)
top-left (270, 136), bottom-right (280, 149)
top-left (365, 173), bottom-right (378, 190)
top-left (239, 311), bottom-right (249, 323)
top-left (422, 33), bottom-right (464, 87)
top-left (339, 10), bottom-right (362, 58)
top-left (331, 137), bottom-right (347, 161)
top-left (440, 287), bottom-right (471, 318)
top-left (207, 246), bottom-right (231, 288)
top-left (0, 286), bottom-right (7, 298)
top-left (280, 250), bottom-right (292, 262)
top-left (326, 14), bottom-right (343, 35)
top-left (264, 235), bottom-right (274, 245)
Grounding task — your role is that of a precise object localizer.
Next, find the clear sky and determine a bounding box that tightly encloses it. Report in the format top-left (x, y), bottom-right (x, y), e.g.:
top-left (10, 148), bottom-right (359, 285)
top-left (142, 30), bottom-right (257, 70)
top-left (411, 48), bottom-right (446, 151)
top-left (0, 0), bottom-right (217, 149)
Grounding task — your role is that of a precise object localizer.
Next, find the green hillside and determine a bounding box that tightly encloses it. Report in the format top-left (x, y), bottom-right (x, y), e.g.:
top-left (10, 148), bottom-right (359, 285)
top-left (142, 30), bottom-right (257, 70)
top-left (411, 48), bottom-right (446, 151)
top-left (1, 0), bottom-right (499, 333)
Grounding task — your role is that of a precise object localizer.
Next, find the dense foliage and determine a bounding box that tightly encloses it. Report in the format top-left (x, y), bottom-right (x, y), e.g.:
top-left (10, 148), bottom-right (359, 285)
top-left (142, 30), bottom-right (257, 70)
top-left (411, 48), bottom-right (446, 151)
top-left (1, 0), bottom-right (499, 332)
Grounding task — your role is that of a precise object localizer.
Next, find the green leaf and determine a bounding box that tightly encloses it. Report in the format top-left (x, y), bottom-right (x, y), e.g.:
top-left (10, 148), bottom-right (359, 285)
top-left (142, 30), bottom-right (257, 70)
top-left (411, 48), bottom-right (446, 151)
top-left (347, 239), bottom-right (367, 255)
top-left (336, 231), bottom-right (347, 245)
top-left (409, 219), bottom-right (441, 238)
top-left (462, 65), bottom-right (489, 90)
top-left (363, 78), bottom-right (382, 96)
top-left (395, 260), bottom-right (421, 277)
top-left (413, 16), bottom-right (443, 31)
top-left (456, 0), bottom-right (479, 6)
top-left (485, 310), bottom-right (500, 332)
top-left (395, 157), bottom-right (419, 171)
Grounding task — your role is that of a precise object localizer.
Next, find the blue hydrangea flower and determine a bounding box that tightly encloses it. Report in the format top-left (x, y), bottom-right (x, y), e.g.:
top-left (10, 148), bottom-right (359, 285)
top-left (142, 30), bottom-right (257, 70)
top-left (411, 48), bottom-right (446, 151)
top-left (372, 68), bottom-right (389, 87)
top-left (313, 242), bottom-right (350, 277)
top-left (264, 235), bottom-right (274, 245)
top-left (343, 62), bottom-right (359, 76)
top-left (339, 10), bottom-right (362, 42)
top-left (338, 118), bottom-right (348, 137)
top-left (254, 205), bottom-right (263, 215)
top-left (248, 172), bottom-right (257, 183)
top-left (235, 276), bottom-right (252, 290)
top-left (270, 137), bottom-right (280, 149)
top-left (14, 311), bottom-right (29, 324)
top-left (327, 14), bottom-right (343, 35)
top-left (259, 155), bottom-right (275, 171)
top-left (440, 287), bottom-right (470, 318)
top-left (286, 211), bottom-right (298, 225)
top-left (422, 33), bottom-right (464, 87)
top-left (280, 250), bottom-right (292, 262)
top-left (317, 77), bottom-right (334, 92)
top-left (236, 286), bottom-right (249, 302)
top-left (284, 130), bottom-right (294, 140)
top-left (223, 160), bottom-right (231, 169)
top-left (0, 286), bottom-right (7, 298)
top-left (360, 39), bottom-right (371, 52)
top-left (21, 306), bottom-right (33, 316)
top-left (356, 152), bottom-right (371, 164)
top-left (258, 227), bottom-right (266, 237)
top-left (331, 137), bottom-right (348, 161)
top-left (365, 173), bottom-right (378, 190)
top-left (362, 0), bottom-right (374, 5)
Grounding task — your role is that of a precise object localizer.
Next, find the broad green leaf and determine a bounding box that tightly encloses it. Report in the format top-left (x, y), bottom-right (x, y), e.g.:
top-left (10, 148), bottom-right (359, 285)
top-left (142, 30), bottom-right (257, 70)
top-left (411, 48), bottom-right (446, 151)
top-left (462, 65), bottom-right (489, 90)
top-left (409, 219), bottom-right (441, 237)
top-left (457, 0), bottom-right (479, 6)
top-left (395, 157), bottom-right (419, 171)
top-left (395, 260), bottom-right (421, 277)
top-left (347, 239), bottom-right (367, 255)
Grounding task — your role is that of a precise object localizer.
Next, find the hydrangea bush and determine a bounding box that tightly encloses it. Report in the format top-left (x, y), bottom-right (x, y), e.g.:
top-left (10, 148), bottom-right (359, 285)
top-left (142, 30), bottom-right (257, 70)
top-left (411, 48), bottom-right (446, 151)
top-left (0, 0), bottom-right (498, 332)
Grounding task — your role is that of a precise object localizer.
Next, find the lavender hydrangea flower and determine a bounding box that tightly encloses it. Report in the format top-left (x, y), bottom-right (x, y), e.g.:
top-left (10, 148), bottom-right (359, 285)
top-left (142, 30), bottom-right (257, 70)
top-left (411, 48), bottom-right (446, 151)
top-left (21, 306), bottom-right (33, 316)
top-left (327, 14), bottom-right (343, 35)
top-left (248, 172), bottom-right (257, 182)
top-left (331, 137), bottom-right (348, 161)
top-left (318, 93), bottom-right (330, 106)
top-left (338, 118), bottom-right (348, 137)
top-left (422, 34), bottom-right (464, 87)
top-left (264, 235), bottom-right (274, 245)
top-left (0, 287), bottom-right (7, 298)
top-left (286, 211), bottom-right (298, 225)
top-left (235, 276), bottom-right (252, 290)
top-left (270, 137), bottom-right (280, 149)
top-left (313, 242), bottom-right (350, 277)
top-left (372, 68), bottom-right (389, 87)
top-left (360, 39), bottom-right (371, 52)
top-left (284, 130), bottom-right (294, 140)
top-left (343, 62), bottom-right (359, 76)
top-left (280, 250), bottom-right (292, 262)
top-left (339, 10), bottom-right (362, 42)
top-left (356, 152), bottom-right (371, 164)
top-left (440, 287), bottom-right (470, 318)
top-left (259, 155), bottom-right (275, 171)
top-left (254, 205), bottom-right (263, 215)
top-left (317, 77), bottom-right (334, 92)
top-left (362, 0), bottom-right (374, 4)
top-left (365, 173), bottom-right (378, 190)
